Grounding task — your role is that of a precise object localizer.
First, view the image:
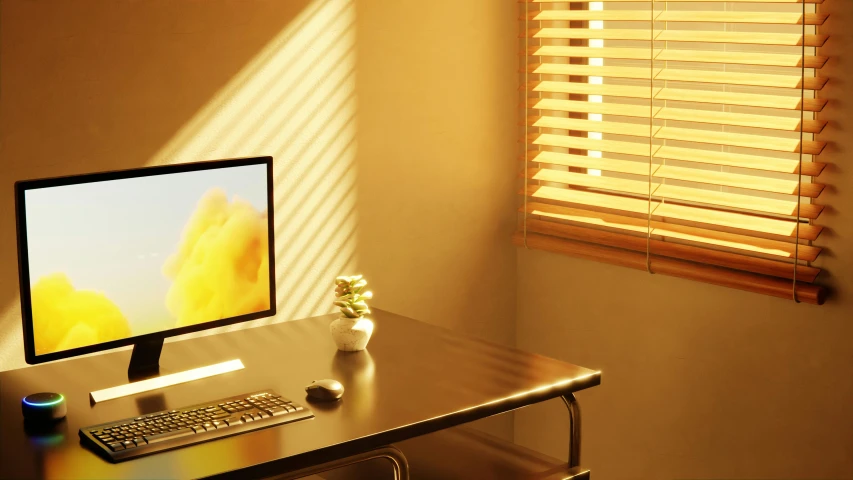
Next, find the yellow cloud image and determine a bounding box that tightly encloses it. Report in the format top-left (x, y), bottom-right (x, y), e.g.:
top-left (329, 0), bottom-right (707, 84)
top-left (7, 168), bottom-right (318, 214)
top-left (31, 273), bottom-right (132, 355)
top-left (163, 188), bottom-right (270, 327)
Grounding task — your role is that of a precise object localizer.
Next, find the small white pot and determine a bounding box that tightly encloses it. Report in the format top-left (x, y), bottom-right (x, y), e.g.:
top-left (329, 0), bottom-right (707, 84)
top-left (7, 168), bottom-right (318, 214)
top-left (330, 316), bottom-right (374, 351)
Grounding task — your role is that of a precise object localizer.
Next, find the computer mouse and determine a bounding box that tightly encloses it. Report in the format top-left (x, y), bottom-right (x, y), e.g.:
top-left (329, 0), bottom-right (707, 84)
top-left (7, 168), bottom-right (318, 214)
top-left (305, 379), bottom-right (344, 402)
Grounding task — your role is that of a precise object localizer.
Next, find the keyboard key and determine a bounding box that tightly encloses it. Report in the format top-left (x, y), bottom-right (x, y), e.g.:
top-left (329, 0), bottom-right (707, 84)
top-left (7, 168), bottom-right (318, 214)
top-left (121, 440), bottom-right (135, 449)
top-left (108, 442), bottom-right (124, 451)
top-left (133, 437), bottom-right (147, 446)
top-left (210, 412), bottom-right (230, 419)
top-left (266, 406), bottom-right (287, 416)
top-left (144, 428), bottom-right (195, 444)
top-left (224, 417), bottom-right (242, 426)
top-left (211, 420), bottom-right (223, 429)
top-left (99, 436), bottom-right (115, 443)
top-left (202, 422), bottom-right (214, 431)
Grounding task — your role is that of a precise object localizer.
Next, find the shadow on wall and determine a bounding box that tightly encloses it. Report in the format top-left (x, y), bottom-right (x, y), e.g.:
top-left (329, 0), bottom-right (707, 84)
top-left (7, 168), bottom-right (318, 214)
top-left (0, 0), bottom-right (357, 370)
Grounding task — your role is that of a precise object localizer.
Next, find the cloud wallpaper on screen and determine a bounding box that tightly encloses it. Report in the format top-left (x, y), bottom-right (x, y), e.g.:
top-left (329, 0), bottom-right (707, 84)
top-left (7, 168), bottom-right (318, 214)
top-left (31, 272), bottom-right (132, 354)
top-left (163, 188), bottom-right (269, 328)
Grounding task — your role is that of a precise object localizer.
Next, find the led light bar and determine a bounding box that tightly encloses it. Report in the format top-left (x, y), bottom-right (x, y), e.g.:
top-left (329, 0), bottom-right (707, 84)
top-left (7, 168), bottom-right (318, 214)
top-left (89, 359), bottom-right (244, 404)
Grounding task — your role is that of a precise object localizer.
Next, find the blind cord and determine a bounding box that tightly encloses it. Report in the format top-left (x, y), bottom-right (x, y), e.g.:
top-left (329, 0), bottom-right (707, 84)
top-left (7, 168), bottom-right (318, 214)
top-left (793, 0), bottom-right (807, 304)
top-left (523, 0), bottom-right (529, 249)
top-left (646, 0), bottom-right (655, 275)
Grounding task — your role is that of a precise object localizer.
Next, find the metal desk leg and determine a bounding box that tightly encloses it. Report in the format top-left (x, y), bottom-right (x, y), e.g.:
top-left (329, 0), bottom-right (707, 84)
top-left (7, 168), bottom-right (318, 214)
top-left (561, 393), bottom-right (582, 468)
top-left (273, 445), bottom-right (410, 480)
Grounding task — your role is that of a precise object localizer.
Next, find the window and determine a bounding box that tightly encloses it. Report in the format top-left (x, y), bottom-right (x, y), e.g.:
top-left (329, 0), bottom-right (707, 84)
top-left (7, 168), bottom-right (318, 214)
top-left (518, 0), bottom-right (829, 304)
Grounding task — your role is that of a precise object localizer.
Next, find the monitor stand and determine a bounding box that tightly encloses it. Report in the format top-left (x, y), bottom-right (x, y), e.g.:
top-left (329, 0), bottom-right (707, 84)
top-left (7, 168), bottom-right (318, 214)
top-left (88, 339), bottom-right (245, 404)
top-left (128, 338), bottom-right (164, 381)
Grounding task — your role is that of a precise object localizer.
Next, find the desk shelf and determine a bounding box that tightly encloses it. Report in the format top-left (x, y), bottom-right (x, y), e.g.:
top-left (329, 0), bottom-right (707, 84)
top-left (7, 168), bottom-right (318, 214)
top-left (314, 425), bottom-right (589, 480)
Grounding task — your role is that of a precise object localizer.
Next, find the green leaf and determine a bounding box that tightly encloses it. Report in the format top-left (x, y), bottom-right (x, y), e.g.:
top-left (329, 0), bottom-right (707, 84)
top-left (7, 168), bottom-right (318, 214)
top-left (361, 291), bottom-right (373, 299)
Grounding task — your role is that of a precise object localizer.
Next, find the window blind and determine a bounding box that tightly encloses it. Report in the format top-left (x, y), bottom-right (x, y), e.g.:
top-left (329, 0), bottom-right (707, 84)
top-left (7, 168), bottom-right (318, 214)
top-left (517, 0), bottom-right (828, 304)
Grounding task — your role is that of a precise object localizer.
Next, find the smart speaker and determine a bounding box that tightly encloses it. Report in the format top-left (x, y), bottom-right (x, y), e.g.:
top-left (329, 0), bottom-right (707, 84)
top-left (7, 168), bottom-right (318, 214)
top-left (22, 392), bottom-right (67, 423)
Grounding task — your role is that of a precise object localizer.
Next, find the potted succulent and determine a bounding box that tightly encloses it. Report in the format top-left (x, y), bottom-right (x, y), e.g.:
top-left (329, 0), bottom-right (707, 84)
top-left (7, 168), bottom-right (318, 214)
top-left (329, 275), bottom-right (375, 351)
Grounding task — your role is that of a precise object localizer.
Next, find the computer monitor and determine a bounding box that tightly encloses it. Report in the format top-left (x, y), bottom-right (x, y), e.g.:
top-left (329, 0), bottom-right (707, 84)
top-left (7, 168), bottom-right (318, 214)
top-left (15, 157), bottom-right (274, 378)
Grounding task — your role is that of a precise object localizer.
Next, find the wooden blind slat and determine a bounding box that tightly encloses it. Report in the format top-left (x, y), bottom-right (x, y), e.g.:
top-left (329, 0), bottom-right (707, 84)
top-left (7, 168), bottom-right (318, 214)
top-left (527, 150), bottom-right (651, 176)
top-left (528, 81), bottom-right (827, 112)
top-left (652, 108), bottom-right (826, 134)
top-left (528, 28), bottom-right (652, 41)
top-left (523, 201), bottom-right (821, 262)
top-left (524, 218), bottom-right (820, 282)
top-left (526, 185), bottom-right (823, 240)
top-left (530, 133), bottom-right (650, 156)
top-left (657, 11), bottom-right (827, 26)
top-left (528, 116), bottom-right (826, 155)
top-left (527, 98), bottom-right (826, 133)
top-left (654, 31), bottom-right (827, 47)
top-left (655, 127), bottom-right (825, 155)
top-left (527, 63), bottom-right (827, 91)
top-left (527, 46), bottom-right (828, 69)
top-left (527, 98), bottom-right (653, 119)
top-left (528, 28), bottom-right (827, 47)
top-left (654, 88), bottom-right (827, 113)
top-left (528, 135), bottom-right (827, 177)
top-left (526, 150), bottom-right (824, 197)
top-left (654, 145), bottom-right (826, 177)
top-left (654, 48), bottom-right (828, 69)
top-left (653, 69), bottom-right (827, 91)
top-left (652, 165), bottom-right (824, 198)
top-left (527, 168), bottom-right (823, 218)
top-left (529, 116), bottom-right (653, 138)
top-left (525, 10), bottom-right (828, 26)
top-left (528, 46), bottom-right (652, 60)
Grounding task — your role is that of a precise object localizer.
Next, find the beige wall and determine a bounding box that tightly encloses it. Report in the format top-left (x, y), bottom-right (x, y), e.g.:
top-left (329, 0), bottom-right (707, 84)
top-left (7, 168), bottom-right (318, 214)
top-left (514, 1), bottom-right (853, 478)
top-left (0, 0), bottom-right (517, 435)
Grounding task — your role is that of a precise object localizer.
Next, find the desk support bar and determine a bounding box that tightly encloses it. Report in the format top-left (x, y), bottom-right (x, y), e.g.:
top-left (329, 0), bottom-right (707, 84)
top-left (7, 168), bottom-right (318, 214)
top-left (273, 445), bottom-right (410, 480)
top-left (561, 393), bottom-right (582, 468)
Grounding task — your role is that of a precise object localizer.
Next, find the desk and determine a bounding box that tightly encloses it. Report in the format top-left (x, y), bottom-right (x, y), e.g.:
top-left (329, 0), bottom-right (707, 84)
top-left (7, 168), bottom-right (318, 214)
top-left (0, 309), bottom-right (600, 479)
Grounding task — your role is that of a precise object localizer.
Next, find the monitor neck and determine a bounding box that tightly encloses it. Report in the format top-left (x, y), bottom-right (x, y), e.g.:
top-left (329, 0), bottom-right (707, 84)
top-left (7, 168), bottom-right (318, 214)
top-left (128, 338), bottom-right (164, 381)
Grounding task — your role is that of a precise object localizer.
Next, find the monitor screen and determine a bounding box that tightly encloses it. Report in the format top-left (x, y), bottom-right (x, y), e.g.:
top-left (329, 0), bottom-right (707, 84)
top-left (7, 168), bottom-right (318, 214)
top-left (16, 158), bottom-right (274, 361)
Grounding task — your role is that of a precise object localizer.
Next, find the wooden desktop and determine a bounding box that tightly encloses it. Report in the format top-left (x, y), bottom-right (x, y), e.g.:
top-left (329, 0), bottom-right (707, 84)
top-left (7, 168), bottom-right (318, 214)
top-left (0, 309), bottom-right (600, 479)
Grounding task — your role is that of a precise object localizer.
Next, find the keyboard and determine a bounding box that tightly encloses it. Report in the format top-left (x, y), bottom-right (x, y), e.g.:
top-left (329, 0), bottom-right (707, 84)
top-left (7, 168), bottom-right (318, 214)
top-left (79, 390), bottom-right (313, 462)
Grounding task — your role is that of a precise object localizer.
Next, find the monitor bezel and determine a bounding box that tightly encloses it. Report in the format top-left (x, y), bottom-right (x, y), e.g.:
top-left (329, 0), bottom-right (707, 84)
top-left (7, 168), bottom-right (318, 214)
top-left (15, 156), bottom-right (276, 365)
